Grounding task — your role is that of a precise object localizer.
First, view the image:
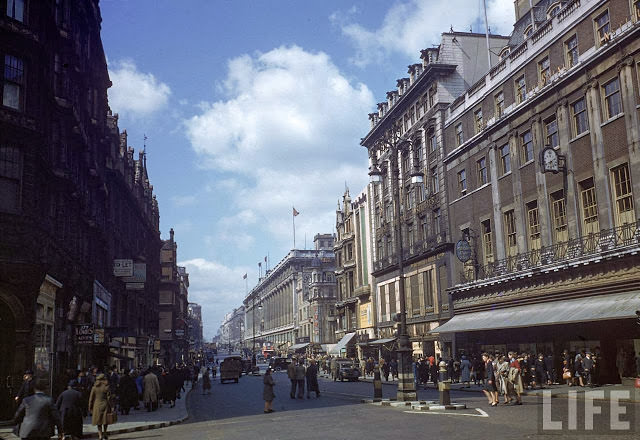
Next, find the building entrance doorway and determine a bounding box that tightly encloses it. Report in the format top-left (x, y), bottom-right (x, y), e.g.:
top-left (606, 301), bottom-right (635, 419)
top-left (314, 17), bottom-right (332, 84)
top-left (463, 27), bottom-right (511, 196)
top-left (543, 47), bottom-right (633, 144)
top-left (0, 298), bottom-right (16, 420)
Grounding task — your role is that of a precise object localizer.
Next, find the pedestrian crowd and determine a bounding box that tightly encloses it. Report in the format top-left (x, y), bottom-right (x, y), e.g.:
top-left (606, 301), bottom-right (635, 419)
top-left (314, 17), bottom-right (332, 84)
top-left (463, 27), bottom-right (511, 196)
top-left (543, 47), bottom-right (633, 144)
top-left (12, 363), bottom-right (200, 440)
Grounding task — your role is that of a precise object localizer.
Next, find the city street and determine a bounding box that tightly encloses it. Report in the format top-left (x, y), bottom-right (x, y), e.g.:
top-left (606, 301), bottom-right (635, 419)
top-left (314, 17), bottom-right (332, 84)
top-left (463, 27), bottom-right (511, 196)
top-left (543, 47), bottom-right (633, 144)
top-left (98, 371), bottom-right (639, 440)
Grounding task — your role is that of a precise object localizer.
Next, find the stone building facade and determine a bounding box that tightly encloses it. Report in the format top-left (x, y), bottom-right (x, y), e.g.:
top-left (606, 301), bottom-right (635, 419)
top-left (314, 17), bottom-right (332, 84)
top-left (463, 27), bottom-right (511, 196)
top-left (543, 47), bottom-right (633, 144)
top-left (159, 230), bottom-right (189, 366)
top-left (361, 31), bottom-right (510, 359)
top-left (243, 234), bottom-right (337, 354)
top-left (438, 0), bottom-right (640, 383)
top-left (0, 0), bottom-right (162, 417)
top-left (334, 188), bottom-right (376, 359)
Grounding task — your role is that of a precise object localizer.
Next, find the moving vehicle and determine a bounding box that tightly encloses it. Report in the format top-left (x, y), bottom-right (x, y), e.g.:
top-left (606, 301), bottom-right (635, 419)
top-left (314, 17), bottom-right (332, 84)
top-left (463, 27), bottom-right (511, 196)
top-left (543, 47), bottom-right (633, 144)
top-left (334, 359), bottom-right (360, 381)
top-left (268, 357), bottom-right (292, 371)
top-left (220, 356), bottom-right (242, 383)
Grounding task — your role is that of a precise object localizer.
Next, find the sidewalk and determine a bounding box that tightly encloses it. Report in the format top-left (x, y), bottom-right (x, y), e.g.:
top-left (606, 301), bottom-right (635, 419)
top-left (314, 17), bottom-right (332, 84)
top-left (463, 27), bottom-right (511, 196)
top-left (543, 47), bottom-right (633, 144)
top-left (0, 382), bottom-right (194, 439)
top-left (354, 375), bottom-right (640, 403)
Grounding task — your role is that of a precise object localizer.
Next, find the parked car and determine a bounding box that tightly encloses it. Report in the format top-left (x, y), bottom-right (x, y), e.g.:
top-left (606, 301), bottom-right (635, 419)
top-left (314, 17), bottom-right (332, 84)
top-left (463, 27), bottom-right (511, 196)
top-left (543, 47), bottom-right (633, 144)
top-left (334, 359), bottom-right (360, 381)
top-left (269, 357), bottom-right (292, 371)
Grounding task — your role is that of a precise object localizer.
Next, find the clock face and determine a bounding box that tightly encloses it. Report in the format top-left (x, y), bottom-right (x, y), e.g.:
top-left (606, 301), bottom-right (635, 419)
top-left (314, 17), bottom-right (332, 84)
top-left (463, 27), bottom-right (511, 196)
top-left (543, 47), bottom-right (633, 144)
top-left (542, 148), bottom-right (559, 172)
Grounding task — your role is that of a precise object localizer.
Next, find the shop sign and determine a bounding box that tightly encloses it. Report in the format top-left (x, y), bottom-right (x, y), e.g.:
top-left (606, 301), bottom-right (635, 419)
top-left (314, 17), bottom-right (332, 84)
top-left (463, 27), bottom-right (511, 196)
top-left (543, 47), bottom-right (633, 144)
top-left (122, 263), bottom-right (146, 284)
top-left (126, 283), bottom-right (145, 290)
top-left (113, 259), bottom-right (133, 277)
top-left (93, 328), bottom-right (105, 344)
top-left (75, 324), bottom-right (94, 345)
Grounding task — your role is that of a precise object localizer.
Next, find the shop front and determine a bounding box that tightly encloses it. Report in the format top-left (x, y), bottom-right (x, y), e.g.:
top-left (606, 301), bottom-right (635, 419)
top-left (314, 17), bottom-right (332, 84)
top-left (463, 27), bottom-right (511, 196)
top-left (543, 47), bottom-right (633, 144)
top-left (432, 290), bottom-right (640, 383)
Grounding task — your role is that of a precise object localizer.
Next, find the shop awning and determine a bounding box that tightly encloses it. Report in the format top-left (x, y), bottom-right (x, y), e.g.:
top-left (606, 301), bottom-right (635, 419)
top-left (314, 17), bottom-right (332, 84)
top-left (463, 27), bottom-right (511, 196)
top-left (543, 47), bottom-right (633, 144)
top-left (430, 290), bottom-right (640, 334)
top-left (289, 342), bottom-right (310, 351)
top-left (329, 332), bottom-right (356, 354)
top-left (368, 337), bottom-right (397, 345)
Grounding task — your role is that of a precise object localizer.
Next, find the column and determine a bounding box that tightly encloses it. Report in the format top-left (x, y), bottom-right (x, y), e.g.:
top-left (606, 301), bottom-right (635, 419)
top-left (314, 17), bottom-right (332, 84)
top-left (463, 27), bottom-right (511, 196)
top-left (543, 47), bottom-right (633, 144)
top-left (618, 58), bottom-right (640, 220)
top-left (556, 100), bottom-right (579, 239)
top-left (508, 131), bottom-right (528, 254)
top-left (488, 144), bottom-right (505, 260)
top-left (585, 79), bottom-right (614, 230)
top-left (532, 116), bottom-right (553, 247)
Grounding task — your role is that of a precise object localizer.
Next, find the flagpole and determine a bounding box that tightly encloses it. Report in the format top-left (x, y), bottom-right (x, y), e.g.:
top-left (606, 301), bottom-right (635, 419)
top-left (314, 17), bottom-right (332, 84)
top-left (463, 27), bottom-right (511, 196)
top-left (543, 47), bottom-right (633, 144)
top-left (293, 210), bottom-right (296, 249)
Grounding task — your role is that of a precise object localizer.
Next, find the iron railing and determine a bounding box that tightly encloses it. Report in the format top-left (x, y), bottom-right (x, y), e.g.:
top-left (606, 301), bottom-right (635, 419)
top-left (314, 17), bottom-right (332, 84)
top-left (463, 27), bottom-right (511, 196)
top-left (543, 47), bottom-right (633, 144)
top-left (460, 221), bottom-right (640, 283)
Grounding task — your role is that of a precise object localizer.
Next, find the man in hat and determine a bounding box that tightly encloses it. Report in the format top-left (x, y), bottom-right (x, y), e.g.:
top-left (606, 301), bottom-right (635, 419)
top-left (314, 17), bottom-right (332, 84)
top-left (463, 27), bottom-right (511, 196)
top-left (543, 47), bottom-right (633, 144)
top-left (56, 380), bottom-right (83, 440)
top-left (13, 379), bottom-right (63, 440)
top-left (14, 370), bottom-right (34, 406)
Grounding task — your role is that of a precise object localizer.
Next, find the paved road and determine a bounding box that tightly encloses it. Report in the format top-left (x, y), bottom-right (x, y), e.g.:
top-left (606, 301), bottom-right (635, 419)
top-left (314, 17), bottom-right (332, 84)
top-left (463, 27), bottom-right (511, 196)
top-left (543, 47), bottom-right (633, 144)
top-left (103, 372), bottom-right (640, 440)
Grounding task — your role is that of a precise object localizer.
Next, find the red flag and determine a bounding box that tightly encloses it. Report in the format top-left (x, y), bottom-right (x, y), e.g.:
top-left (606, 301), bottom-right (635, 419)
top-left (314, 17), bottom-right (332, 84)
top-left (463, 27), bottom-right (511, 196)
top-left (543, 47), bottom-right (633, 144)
top-left (293, 207), bottom-right (300, 216)
top-left (264, 256), bottom-right (267, 262)
top-left (258, 262), bottom-right (262, 267)
top-left (242, 273), bottom-right (247, 279)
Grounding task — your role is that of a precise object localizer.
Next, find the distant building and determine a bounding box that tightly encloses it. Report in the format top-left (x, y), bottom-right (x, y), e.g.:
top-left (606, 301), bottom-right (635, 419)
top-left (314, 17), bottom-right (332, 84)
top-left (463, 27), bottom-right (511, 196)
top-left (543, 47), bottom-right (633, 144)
top-left (243, 234), bottom-right (337, 355)
top-left (159, 230), bottom-right (189, 366)
top-left (188, 303), bottom-right (204, 354)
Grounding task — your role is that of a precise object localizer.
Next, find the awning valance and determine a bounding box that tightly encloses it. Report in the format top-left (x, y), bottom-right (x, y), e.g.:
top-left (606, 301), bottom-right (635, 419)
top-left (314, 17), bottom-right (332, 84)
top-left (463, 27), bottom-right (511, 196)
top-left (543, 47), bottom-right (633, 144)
top-left (430, 290), bottom-right (640, 334)
top-left (289, 342), bottom-right (310, 351)
top-left (329, 332), bottom-right (356, 354)
top-left (368, 337), bottom-right (397, 345)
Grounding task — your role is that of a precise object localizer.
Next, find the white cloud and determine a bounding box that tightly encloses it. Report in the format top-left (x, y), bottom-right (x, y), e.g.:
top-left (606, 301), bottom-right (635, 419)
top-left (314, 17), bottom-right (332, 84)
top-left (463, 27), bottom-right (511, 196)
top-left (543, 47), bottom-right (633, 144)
top-left (333, 0), bottom-right (514, 67)
top-left (179, 258), bottom-right (250, 340)
top-left (185, 45), bottom-right (374, 246)
top-left (108, 59), bottom-right (171, 118)
top-left (170, 195), bottom-right (197, 207)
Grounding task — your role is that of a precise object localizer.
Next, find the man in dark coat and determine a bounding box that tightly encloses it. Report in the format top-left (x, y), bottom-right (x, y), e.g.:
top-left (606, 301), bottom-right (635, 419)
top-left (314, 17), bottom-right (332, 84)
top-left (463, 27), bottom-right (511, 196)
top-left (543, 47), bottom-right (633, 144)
top-left (305, 360), bottom-right (320, 398)
top-left (55, 380), bottom-right (83, 440)
top-left (117, 370), bottom-right (139, 415)
top-left (287, 360), bottom-right (297, 399)
top-left (13, 379), bottom-right (63, 440)
top-left (14, 370), bottom-right (34, 406)
top-left (294, 360), bottom-right (306, 399)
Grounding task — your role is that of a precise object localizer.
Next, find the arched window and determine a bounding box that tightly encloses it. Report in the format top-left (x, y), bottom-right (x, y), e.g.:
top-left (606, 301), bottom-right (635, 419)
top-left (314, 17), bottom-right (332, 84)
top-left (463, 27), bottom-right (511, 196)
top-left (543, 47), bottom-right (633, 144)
top-left (523, 25), bottom-right (534, 39)
top-left (547, 2), bottom-right (561, 19)
top-left (498, 46), bottom-right (511, 60)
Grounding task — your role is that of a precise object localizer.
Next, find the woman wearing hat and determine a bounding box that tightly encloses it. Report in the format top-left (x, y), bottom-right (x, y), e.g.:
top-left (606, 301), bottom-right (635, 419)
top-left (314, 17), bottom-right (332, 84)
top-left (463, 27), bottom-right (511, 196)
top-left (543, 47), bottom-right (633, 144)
top-left (89, 373), bottom-right (113, 440)
top-left (56, 380), bottom-right (84, 440)
top-left (263, 368), bottom-right (275, 413)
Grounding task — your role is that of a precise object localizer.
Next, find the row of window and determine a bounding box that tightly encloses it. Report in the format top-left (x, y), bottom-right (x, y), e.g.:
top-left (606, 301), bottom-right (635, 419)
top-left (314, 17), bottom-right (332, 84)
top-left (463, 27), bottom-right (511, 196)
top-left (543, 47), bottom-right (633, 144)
top-left (456, 77), bottom-right (623, 198)
top-left (454, 7), bottom-right (631, 148)
top-left (378, 269), bottom-right (435, 321)
top-left (475, 164), bottom-right (635, 267)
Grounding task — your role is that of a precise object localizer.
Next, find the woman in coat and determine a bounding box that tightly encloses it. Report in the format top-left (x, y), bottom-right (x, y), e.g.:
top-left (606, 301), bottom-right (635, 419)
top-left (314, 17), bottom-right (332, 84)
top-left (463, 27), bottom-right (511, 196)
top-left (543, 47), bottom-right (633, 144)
top-left (202, 368), bottom-right (211, 395)
top-left (263, 368), bottom-right (275, 413)
top-left (460, 355), bottom-right (472, 387)
top-left (56, 380), bottom-right (84, 440)
top-left (88, 373), bottom-right (112, 440)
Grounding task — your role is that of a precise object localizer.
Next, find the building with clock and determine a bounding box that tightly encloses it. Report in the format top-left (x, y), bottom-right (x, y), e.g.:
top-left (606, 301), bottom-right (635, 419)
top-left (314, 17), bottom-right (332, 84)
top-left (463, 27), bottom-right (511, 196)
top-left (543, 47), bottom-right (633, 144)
top-left (437, 0), bottom-right (640, 384)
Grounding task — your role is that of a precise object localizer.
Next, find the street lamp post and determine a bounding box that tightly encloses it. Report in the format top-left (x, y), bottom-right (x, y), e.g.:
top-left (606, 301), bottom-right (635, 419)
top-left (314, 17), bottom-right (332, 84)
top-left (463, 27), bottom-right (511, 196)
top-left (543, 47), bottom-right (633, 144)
top-left (252, 299), bottom-right (263, 365)
top-left (369, 126), bottom-right (422, 402)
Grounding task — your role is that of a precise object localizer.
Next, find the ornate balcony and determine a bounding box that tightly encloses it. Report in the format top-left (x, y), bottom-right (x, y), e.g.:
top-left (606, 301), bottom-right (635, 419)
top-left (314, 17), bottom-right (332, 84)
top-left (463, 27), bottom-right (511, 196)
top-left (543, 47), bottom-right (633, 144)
top-left (459, 221), bottom-right (640, 284)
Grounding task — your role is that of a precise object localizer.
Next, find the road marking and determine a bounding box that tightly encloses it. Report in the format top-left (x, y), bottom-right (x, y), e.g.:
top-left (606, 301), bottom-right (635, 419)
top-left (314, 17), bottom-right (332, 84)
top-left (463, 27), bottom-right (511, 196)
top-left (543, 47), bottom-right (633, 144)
top-left (403, 408), bottom-right (489, 418)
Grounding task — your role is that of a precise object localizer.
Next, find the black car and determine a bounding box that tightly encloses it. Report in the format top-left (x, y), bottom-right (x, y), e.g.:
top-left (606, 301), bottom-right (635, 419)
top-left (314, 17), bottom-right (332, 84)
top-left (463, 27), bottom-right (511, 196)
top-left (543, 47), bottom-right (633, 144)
top-left (335, 359), bottom-right (360, 381)
top-left (269, 357), bottom-right (292, 371)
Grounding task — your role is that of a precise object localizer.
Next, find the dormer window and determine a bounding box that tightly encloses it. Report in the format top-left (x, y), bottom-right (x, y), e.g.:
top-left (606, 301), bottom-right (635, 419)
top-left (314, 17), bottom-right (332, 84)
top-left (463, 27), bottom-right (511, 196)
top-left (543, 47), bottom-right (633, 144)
top-left (547, 3), bottom-right (561, 19)
top-left (498, 46), bottom-right (511, 60)
top-left (524, 25), bottom-right (534, 39)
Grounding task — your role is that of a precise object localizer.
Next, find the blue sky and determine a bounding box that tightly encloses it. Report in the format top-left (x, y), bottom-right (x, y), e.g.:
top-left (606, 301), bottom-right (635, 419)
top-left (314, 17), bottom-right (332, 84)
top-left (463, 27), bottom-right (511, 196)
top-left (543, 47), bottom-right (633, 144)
top-left (99, 0), bottom-right (515, 339)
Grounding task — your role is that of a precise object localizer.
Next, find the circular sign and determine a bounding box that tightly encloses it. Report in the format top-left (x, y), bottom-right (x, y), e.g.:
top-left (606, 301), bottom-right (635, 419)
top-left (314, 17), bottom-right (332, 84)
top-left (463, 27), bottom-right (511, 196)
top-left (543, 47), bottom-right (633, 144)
top-left (455, 239), bottom-right (472, 262)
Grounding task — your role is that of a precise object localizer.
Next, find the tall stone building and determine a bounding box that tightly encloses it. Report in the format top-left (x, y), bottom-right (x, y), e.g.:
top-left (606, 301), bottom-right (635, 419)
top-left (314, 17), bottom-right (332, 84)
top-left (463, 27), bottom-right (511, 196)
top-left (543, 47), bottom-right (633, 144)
top-left (361, 31), bottom-right (510, 359)
top-left (243, 234), bottom-right (337, 355)
top-left (159, 230), bottom-right (189, 366)
top-left (437, 0), bottom-right (640, 383)
top-left (187, 302), bottom-right (204, 356)
top-left (0, 0), bottom-right (161, 418)
top-left (334, 188), bottom-right (376, 359)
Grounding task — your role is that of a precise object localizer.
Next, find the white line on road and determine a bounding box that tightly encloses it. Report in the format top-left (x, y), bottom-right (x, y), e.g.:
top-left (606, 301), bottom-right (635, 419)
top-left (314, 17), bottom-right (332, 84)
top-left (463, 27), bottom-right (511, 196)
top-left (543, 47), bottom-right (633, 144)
top-left (404, 408), bottom-right (489, 418)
